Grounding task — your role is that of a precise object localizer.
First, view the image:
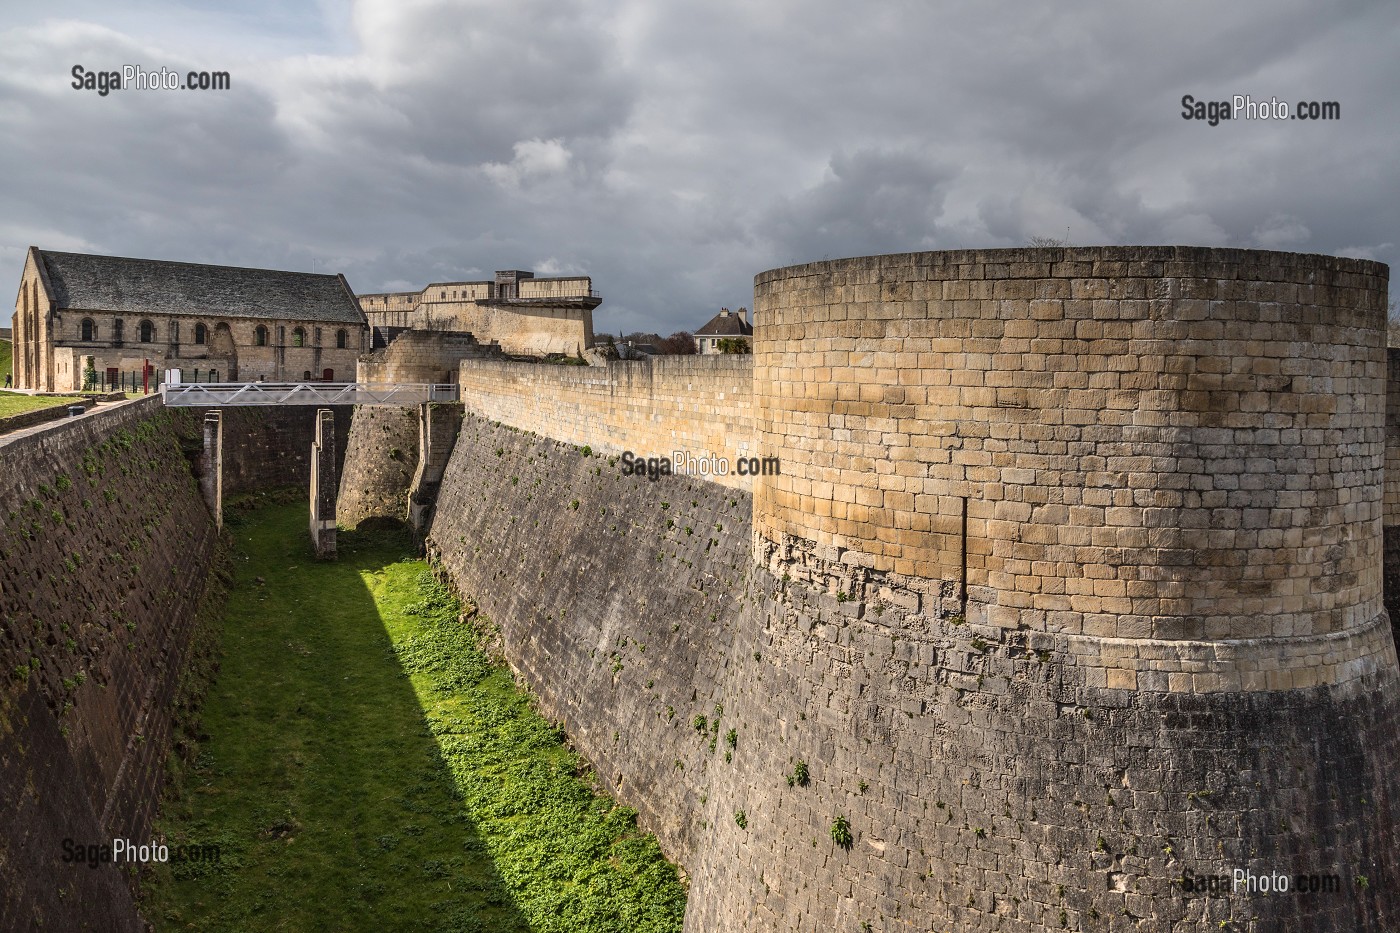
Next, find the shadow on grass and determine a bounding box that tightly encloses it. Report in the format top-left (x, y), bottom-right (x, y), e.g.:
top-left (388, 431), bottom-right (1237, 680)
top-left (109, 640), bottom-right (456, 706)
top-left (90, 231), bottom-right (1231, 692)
top-left (143, 503), bottom-right (530, 933)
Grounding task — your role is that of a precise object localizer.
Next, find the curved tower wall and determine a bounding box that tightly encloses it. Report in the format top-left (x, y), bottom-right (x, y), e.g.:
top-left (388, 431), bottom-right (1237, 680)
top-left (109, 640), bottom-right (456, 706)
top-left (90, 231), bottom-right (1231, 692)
top-left (413, 247), bottom-right (1400, 931)
top-left (753, 247), bottom-right (1394, 693)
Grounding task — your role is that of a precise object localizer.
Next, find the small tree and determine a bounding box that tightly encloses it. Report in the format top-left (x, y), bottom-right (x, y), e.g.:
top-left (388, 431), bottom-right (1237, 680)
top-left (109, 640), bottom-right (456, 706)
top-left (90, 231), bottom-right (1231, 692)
top-left (716, 337), bottom-right (751, 354)
top-left (82, 356), bottom-right (98, 392)
top-left (1027, 235), bottom-right (1069, 248)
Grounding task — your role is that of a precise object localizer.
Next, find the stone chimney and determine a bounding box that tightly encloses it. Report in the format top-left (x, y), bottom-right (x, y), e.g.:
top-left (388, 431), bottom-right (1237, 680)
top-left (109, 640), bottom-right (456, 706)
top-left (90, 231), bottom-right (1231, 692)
top-left (738, 307), bottom-right (749, 324)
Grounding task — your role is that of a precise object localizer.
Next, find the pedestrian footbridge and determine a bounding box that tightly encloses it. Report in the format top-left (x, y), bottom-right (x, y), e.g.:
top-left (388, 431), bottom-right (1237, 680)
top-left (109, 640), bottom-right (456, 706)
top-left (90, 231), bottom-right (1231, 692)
top-left (161, 382), bottom-right (458, 407)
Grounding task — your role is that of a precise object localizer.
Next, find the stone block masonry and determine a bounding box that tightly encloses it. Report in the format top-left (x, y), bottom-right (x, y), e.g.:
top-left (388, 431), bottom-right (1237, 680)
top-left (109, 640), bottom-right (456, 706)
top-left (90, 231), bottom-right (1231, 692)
top-left (426, 414), bottom-right (1400, 932)
top-left (754, 247), bottom-right (1394, 693)
top-left (405, 247), bottom-right (1400, 931)
top-left (426, 414), bottom-right (755, 869)
top-left (408, 402), bottom-right (464, 533)
top-left (1385, 347), bottom-right (1400, 641)
top-left (182, 404), bottom-right (354, 496)
top-left (456, 354), bottom-right (754, 490)
top-left (337, 405), bottom-right (419, 527)
top-left (0, 397), bottom-right (220, 930)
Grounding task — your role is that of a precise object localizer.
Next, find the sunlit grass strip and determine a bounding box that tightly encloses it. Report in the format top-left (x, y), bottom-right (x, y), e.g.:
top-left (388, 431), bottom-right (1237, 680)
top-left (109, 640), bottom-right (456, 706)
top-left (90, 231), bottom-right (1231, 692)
top-left (143, 501), bottom-right (684, 933)
top-left (380, 561), bottom-right (686, 932)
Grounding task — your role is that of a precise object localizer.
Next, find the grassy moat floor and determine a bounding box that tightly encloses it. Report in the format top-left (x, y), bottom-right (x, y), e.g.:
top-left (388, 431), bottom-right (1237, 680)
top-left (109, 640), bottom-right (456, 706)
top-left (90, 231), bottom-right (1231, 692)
top-left (143, 500), bottom-right (686, 932)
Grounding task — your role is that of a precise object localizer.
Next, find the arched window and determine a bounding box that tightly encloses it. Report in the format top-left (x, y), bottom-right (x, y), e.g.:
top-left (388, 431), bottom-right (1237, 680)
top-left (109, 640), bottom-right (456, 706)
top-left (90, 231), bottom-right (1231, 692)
top-left (255, 325), bottom-right (268, 347)
top-left (336, 329), bottom-right (348, 349)
top-left (139, 320), bottom-right (155, 343)
top-left (292, 327), bottom-right (305, 348)
top-left (194, 323), bottom-right (207, 344)
top-left (81, 318), bottom-right (96, 341)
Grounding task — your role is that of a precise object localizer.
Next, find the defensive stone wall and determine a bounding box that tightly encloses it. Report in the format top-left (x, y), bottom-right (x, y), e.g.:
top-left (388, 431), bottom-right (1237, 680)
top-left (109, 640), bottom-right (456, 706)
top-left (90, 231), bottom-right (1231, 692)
top-left (338, 331), bottom-right (499, 526)
top-left (456, 355), bottom-right (755, 490)
top-left (426, 414), bottom-right (754, 868)
top-left (0, 398), bottom-right (221, 931)
top-left (360, 276), bottom-right (595, 357)
top-left (1386, 348), bottom-right (1400, 636)
top-left (754, 247), bottom-right (1393, 692)
top-left (183, 405), bottom-right (353, 496)
top-left (414, 247), bottom-right (1400, 931)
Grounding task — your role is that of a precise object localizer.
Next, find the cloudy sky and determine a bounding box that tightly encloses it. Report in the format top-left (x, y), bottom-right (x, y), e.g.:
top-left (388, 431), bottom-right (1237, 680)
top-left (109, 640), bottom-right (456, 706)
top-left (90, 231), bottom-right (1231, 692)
top-left (2, 0), bottom-right (1395, 335)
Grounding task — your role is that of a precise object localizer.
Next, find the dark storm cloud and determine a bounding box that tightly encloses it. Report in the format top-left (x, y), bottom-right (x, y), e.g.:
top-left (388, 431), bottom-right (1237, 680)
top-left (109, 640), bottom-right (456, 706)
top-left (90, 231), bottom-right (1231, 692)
top-left (1, 0), bottom-right (1395, 334)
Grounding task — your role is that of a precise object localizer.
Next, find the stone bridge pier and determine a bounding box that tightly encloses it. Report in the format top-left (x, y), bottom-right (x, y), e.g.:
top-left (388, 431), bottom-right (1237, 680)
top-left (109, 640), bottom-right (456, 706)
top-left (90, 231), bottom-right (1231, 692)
top-left (199, 410), bottom-right (223, 529)
top-left (310, 408), bottom-right (338, 558)
top-left (408, 402), bottom-right (464, 534)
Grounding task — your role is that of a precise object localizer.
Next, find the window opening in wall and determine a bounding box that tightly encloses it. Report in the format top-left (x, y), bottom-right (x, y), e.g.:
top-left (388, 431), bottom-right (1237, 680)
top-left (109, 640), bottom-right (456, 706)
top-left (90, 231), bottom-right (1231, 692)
top-left (292, 328), bottom-right (305, 347)
top-left (255, 325), bottom-right (268, 346)
top-left (139, 319), bottom-right (155, 343)
top-left (81, 318), bottom-right (96, 341)
top-left (336, 328), bottom-right (348, 349)
top-left (194, 323), bottom-right (207, 344)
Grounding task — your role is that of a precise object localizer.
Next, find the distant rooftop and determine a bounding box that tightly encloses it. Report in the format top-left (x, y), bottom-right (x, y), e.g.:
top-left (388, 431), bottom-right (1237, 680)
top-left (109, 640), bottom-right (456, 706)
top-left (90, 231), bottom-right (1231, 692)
top-left (31, 248), bottom-right (366, 325)
top-left (695, 307), bottom-right (752, 338)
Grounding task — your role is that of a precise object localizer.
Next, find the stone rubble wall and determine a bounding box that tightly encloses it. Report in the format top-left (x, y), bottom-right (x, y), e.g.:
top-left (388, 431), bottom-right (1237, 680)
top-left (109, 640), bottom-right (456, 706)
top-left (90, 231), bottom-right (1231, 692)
top-left (0, 398), bottom-right (220, 931)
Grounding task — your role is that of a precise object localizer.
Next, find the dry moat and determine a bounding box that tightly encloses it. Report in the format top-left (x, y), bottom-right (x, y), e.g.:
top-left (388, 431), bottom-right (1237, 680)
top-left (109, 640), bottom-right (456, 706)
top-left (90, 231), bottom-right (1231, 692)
top-left (141, 497), bottom-right (685, 932)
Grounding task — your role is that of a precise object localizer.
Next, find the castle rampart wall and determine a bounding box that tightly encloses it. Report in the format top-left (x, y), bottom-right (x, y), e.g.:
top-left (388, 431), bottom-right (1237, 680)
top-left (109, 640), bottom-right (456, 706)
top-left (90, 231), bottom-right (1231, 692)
top-left (0, 398), bottom-right (221, 930)
top-left (355, 247), bottom-right (1400, 930)
top-left (455, 355), bottom-right (754, 490)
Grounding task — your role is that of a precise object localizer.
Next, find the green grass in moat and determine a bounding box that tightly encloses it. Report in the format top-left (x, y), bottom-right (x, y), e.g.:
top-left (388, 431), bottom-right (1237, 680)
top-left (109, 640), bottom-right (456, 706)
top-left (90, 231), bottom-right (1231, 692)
top-left (143, 499), bottom-right (686, 933)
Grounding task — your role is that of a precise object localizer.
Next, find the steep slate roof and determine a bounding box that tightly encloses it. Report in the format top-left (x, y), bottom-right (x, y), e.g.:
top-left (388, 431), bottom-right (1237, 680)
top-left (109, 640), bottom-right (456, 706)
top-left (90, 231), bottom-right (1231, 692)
top-left (33, 248), bottom-right (366, 325)
top-left (694, 309), bottom-right (752, 338)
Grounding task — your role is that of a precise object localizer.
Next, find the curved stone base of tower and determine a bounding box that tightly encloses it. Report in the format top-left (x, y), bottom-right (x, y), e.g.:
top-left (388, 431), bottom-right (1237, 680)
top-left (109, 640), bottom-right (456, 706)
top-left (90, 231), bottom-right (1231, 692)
top-left (679, 551), bottom-right (1400, 931)
top-left (693, 246), bottom-right (1400, 930)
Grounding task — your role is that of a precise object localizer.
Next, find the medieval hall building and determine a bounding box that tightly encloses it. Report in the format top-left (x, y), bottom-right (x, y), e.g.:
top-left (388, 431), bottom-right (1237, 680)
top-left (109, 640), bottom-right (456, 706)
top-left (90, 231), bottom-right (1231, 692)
top-left (11, 247), bottom-right (369, 392)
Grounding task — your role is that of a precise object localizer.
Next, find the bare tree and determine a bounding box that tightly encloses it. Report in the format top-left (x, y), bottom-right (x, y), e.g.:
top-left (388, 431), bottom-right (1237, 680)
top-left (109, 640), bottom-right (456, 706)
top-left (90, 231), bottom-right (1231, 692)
top-left (1027, 235), bottom-right (1069, 248)
top-left (659, 331), bottom-right (698, 355)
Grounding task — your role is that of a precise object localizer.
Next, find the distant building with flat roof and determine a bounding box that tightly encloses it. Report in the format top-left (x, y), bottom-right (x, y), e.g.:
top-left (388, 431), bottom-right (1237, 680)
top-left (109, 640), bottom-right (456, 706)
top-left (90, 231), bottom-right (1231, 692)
top-left (358, 268), bottom-right (599, 357)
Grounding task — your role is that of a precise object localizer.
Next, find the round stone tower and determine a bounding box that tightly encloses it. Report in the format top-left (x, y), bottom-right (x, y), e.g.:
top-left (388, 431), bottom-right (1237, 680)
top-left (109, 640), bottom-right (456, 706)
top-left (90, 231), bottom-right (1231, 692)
top-left (689, 247), bottom-right (1400, 931)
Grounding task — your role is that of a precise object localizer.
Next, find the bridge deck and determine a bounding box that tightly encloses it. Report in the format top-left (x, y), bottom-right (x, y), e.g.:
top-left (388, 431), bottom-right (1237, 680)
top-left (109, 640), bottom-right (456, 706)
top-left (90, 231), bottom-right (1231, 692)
top-left (161, 382), bottom-right (459, 407)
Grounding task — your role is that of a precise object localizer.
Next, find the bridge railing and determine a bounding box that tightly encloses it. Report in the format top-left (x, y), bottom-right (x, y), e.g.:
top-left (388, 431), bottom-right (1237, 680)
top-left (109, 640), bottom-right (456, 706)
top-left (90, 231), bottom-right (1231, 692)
top-left (161, 382), bottom-right (460, 407)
